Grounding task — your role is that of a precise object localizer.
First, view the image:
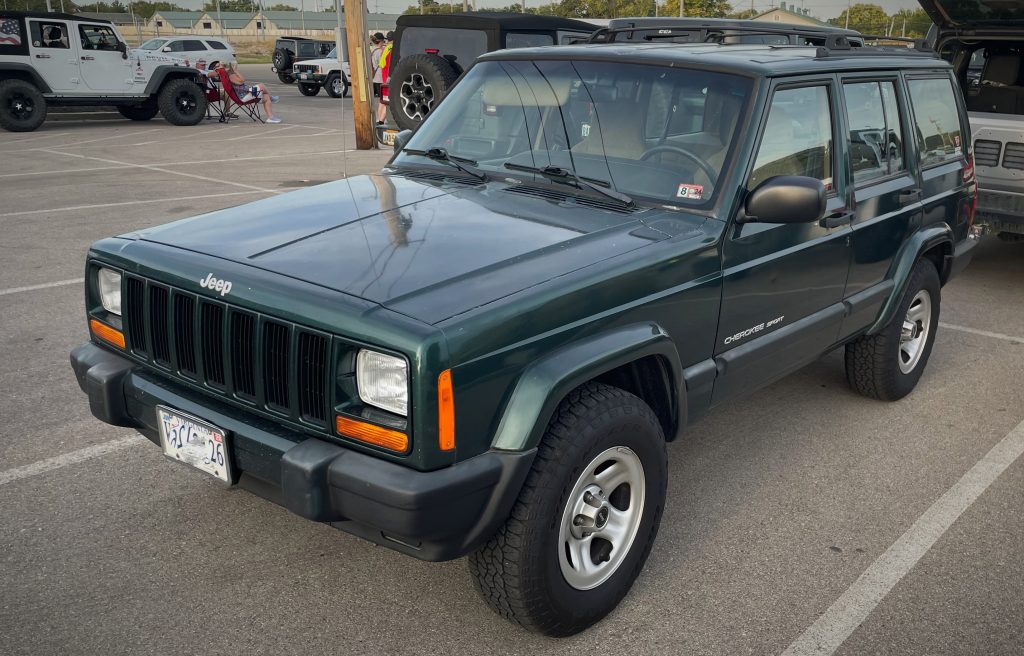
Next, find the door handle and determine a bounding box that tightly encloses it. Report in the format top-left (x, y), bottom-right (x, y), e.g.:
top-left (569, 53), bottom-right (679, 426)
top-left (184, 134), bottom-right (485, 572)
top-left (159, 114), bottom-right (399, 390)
top-left (81, 55), bottom-right (95, 61)
top-left (820, 210), bottom-right (853, 229)
top-left (35, 53), bottom-right (51, 59)
top-left (898, 188), bottom-right (923, 205)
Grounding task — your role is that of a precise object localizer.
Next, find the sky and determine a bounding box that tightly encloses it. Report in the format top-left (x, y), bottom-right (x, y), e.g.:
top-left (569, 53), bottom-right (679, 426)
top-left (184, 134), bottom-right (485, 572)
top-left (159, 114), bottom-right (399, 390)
top-left (168, 0), bottom-right (928, 22)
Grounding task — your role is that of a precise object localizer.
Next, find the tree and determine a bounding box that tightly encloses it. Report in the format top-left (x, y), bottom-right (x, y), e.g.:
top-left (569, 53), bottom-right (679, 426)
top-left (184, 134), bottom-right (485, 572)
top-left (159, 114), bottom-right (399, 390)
top-left (830, 3), bottom-right (890, 35)
top-left (659, 0), bottom-right (732, 19)
top-left (891, 8), bottom-right (932, 37)
top-left (267, 3), bottom-right (299, 9)
top-left (203, 0), bottom-right (261, 12)
top-left (728, 8), bottom-right (758, 19)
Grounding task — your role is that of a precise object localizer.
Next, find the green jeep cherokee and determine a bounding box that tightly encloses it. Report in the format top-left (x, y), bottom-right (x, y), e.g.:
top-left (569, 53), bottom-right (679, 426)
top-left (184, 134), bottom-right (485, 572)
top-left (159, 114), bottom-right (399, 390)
top-left (72, 34), bottom-right (979, 636)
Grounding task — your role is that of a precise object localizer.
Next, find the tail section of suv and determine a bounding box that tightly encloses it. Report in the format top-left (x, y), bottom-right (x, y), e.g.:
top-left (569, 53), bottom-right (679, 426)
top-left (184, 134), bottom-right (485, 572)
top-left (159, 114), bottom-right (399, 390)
top-left (0, 11), bottom-right (208, 131)
top-left (72, 39), bottom-right (977, 635)
top-left (923, 0), bottom-right (1024, 241)
top-left (272, 36), bottom-right (334, 84)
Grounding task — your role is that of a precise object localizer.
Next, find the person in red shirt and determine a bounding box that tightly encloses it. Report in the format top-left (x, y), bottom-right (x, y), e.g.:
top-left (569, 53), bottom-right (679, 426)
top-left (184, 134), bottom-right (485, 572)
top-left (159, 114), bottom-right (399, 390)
top-left (377, 31), bottom-right (393, 125)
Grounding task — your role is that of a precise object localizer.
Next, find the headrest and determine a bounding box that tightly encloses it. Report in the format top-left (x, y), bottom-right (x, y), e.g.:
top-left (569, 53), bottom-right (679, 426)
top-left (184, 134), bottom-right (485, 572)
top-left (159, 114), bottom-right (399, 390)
top-left (984, 55), bottom-right (1019, 86)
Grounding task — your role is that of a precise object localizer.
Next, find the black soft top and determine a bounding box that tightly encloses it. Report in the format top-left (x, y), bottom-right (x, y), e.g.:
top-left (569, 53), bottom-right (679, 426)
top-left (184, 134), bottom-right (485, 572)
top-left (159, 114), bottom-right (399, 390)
top-left (0, 10), bottom-right (112, 24)
top-left (396, 12), bottom-right (595, 33)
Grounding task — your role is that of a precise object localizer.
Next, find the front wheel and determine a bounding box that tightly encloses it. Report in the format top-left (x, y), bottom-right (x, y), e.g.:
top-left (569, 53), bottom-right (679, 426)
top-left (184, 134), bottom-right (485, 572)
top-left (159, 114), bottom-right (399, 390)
top-left (156, 78), bottom-right (206, 126)
top-left (469, 382), bottom-right (667, 636)
top-left (0, 78), bottom-right (47, 132)
top-left (845, 258), bottom-right (941, 401)
top-left (325, 73), bottom-right (345, 98)
top-left (297, 83), bottom-right (320, 97)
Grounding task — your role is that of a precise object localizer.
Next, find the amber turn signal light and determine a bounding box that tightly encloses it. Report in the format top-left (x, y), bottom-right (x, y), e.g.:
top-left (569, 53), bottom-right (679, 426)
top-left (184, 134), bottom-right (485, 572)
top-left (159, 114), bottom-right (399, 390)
top-left (90, 318), bottom-right (125, 349)
top-left (336, 416), bottom-right (408, 453)
top-left (438, 369), bottom-right (455, 451)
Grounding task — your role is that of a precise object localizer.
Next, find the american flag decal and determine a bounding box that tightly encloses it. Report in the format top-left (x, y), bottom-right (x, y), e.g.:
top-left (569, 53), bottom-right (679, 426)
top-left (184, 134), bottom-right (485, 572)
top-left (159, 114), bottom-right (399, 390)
top-left (0, 18), bottom-right (22, 46)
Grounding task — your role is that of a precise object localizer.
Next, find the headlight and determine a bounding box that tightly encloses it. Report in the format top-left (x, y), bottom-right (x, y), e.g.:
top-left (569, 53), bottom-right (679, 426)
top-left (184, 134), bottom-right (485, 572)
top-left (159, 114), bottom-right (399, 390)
top-left (356, 350), bottom-right (408, 416)
top-left (97, 268), bottom-right (122, 316)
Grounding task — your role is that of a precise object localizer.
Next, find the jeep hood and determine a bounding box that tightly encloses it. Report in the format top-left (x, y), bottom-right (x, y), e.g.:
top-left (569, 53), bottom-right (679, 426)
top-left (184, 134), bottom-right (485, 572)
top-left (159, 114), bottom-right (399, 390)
top-left (918, 0), bottom-right (1024, 31)
top-left (134, 173), bottom-right (695, 324)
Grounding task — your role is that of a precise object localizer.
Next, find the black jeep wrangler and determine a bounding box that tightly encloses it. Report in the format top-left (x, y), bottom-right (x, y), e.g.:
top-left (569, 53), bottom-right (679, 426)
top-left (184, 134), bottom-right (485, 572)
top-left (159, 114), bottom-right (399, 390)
top-left (387, 12), bottom-right (595, 132)
top-left (271, 36), bottom-right (334, 84)
top-left (73, 32), bottom-right (979, 636)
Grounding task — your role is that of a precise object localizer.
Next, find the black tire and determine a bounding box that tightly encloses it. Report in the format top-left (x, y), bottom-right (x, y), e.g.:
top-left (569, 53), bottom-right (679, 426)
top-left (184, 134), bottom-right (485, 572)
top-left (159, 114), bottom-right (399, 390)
top-left (389, 53), bottom-right (459, 131)
top-left (298, 83), bottom-right (320, 97)
top-left (325, 73), bottom-right (344, 99)
top-left (469, 382), bottom-right (667, 637)
top-left (0, 78), bottom-right (47, 132)
top-left (845, 258), bottom-right (941, 401)
top-left (156, 78), bottom-right (207, 126)
top-left (117, 102), bottom-right (158, 121)
top-left (272, 48), bottom-right (292, 74)
top-left (277, 72), bottom-right (296, 84)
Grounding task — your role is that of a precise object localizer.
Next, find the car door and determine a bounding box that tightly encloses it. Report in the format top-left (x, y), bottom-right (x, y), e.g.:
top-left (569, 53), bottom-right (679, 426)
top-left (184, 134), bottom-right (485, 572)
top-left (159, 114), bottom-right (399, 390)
top-left (76, 22), bottom-right (132, 94)
top-left (712, 78), bottom-right (853, 404)
top-left (837, 76), bottom-right (922, 338)
top-left (27, 18), bottom-right (80, 93)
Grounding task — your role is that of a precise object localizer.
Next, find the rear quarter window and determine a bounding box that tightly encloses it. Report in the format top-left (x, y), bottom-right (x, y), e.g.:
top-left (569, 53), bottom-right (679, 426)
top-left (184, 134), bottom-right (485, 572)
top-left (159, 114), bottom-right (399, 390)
top-left (907, 77), bottom-right (964, 167)
top-left (206, 40), bottom-right (227, 50)
top-left (505, 32), bottom-right (553, 48)
top-left (400, 27), bottom-right (487, 73)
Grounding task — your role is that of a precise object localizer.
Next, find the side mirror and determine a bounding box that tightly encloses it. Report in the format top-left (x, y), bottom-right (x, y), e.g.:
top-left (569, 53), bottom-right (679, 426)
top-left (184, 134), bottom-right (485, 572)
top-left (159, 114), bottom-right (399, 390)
top-left (162, 46), bottom-right (171, 52)
top-left (742, 175), bottom-right (826, 224)
top-left (393, 129), bottom-right (414, 153)
top-left (117, 41), bottom-right (128, 58)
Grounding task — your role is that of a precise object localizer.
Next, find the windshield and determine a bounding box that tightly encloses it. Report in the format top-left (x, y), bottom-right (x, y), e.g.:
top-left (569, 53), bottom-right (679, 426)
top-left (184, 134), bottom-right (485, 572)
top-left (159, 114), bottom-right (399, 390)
top-left (139, 38), bottom-right (167, 50)
top-left (393, 60), bottom-right (752, 206)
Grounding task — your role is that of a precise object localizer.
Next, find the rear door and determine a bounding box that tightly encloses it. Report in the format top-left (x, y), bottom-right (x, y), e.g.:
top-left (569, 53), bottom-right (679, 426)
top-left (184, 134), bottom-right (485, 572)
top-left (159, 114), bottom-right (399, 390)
top-left (917, 0), bottom-right (1024, 31)
top-left (713, 77), bottom-right (853, 404)
top-left (76, 22), bottom-right (133, 94)
top-left (27, 18), bottom-right (80, 93)
top-left (836, 75), bottom-right (922, 338)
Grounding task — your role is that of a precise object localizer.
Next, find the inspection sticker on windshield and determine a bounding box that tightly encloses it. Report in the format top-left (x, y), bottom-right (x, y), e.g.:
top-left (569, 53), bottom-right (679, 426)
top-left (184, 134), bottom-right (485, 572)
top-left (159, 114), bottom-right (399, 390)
top-left (677, 184), bottom-right (703, 200)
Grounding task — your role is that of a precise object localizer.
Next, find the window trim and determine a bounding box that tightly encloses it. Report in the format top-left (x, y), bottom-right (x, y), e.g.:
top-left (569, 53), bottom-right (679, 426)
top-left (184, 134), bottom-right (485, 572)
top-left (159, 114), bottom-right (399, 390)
top-left (838, 76), bottom-right (910, 190)
top-left (744, 78), bottom-right (840, 199)
top-left (903, 72), bottom-right (968, 172)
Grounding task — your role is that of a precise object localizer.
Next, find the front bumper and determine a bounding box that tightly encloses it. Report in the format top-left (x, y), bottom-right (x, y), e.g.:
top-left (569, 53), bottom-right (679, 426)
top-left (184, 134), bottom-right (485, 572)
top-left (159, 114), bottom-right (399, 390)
top-left (70, 341), bottom-right (534, 561)
top-left (294, 72), bottom-right (327, 85)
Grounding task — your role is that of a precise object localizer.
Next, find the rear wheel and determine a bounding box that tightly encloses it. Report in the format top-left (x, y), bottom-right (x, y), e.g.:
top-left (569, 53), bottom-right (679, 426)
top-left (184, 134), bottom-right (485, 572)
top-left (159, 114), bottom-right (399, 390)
top-left (298, 83), bottom-right (320, 97)
top-left (117, 101), bottom-right (159, 121)
top-left (325, 73), bottom-right (345, 99)
top-left (156, 78), bottom-right (206, 126)
top-left (390, 53), bottom-right (458, 131)
top-left (0, 79), bottom-right (47, 132)
top-left (469, 382), bottom-right (667, 636)
top-left (845, 258), bottom-right (941, 401)
top-left (277, 72), bottom-right (295, 84)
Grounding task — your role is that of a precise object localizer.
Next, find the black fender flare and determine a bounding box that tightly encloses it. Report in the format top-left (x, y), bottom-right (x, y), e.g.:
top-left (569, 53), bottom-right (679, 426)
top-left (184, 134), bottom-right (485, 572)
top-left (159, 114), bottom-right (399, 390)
top-left (867, 223), bottom-right (954, 335)
top-left (489, 323), bottom-right (684, 452)
top-left (0, 63), bottom-right (52, 93)
top-left (143, 65), bottom-right (202, 96)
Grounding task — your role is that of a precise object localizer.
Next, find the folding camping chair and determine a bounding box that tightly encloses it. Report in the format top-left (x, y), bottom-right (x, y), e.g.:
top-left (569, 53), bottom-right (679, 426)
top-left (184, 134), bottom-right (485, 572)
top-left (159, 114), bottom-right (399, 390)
top-left (216, 67), bottom-right (264, 124)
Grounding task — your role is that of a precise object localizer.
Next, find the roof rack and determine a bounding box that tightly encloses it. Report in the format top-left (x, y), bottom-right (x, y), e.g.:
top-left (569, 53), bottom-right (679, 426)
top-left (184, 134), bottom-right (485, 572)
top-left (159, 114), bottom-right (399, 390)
top-left (813, 37), bottom-right (935, 59)
top-left (585, 23), bottom-right (861, 45)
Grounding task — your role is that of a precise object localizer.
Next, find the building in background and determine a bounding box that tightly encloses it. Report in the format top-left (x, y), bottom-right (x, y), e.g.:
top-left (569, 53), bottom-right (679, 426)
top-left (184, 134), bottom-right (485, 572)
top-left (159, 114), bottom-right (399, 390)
top-left (753, 3), bottom-right (828, 27)
top-left (143, 10), bottom-right (398, 42)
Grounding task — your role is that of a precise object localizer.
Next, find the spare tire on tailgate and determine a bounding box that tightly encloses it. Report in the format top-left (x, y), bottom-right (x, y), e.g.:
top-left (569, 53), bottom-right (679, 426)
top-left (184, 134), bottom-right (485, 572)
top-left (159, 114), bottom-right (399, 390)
top-left (390, 53), bottom-right (459, 131)
top-left (273, 48), bottom-right (294, 82)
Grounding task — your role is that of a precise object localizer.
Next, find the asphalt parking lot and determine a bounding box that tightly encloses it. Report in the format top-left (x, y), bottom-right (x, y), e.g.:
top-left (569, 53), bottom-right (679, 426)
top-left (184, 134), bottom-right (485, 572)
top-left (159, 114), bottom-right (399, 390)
top-left (1, 65), bottom-right (1022, 655)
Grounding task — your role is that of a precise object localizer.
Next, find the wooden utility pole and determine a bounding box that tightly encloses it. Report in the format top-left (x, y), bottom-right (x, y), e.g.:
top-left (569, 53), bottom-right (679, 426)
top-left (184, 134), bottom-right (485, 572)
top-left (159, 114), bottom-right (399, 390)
top-left (342, 0), bottom-right (377, 149)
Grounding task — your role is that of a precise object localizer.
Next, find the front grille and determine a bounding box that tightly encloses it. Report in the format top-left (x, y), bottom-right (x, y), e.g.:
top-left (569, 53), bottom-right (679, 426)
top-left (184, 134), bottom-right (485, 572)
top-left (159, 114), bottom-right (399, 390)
top-left (123, 276), bottom-right (332, 428)
top-left (974, 139), bottom-right (1001, 168)
top-left (1002, 142), bottom-right (1024, 170)
top-left (294, 64), bottom-right (317, 74)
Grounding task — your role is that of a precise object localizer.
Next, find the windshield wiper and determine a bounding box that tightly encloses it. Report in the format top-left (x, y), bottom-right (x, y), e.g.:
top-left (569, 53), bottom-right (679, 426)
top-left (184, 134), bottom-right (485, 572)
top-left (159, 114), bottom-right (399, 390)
top-left (503, 162), bottom-right (634, 208)
top-left (401, 147), bottom-right (487, 181)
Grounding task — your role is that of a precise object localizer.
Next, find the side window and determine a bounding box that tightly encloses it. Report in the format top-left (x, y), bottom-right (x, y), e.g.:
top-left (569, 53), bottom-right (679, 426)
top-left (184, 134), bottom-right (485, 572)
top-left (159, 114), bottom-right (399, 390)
top-left (30, 21), bottom-right (70, 49)
top-left (167, 40), bottom-right (184, 52)
top-left (298, 41), bottom-right (317, 57)
top-left (182, 40), bottom-right (206, 52)
top-left (749, 85), bottom-right (834, 191)
top-left (843, 81), bottom-right (905, 184)
top-left (202, 22), bottom-right (212, 29)
top-left (206, 40), bottom-right (227, 51)
top-left (78, 25), bottom-right (119, 52)
top-left (907, 77), bottom-right (964, 167)
top-left (505, 32), bottom-right (554, 49)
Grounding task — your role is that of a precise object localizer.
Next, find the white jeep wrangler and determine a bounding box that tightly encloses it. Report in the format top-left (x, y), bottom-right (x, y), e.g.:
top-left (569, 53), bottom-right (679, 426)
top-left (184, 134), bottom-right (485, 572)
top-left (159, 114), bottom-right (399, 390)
top-left (292, 47), bottom-right (351, 98)
top-left (0, 10), bottom-right (208, 132)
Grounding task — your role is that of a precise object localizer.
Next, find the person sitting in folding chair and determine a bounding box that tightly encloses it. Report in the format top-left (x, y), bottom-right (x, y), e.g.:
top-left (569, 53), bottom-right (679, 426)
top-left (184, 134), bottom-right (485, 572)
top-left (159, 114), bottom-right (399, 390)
top-left (225, 63), bottom-right (281, 124)
top-left (195, 60), bottom-right (233, 122)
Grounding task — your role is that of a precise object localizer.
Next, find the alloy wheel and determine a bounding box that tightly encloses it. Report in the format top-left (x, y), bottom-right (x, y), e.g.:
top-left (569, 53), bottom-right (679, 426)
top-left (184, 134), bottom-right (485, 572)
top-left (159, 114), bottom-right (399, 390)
top-left (399, 73), bottom-right (434, 121)
top-left (899, 289), bottom-right (932, 374)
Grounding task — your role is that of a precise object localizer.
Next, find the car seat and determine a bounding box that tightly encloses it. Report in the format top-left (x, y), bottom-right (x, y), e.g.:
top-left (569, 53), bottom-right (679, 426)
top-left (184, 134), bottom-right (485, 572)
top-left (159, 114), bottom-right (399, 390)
top-left (216, 67), bottom-right (263, 123)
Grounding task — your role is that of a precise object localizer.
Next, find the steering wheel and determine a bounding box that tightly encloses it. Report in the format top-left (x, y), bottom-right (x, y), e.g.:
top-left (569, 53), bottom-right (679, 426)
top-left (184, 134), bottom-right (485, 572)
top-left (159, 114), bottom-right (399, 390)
top-left (639, 145), bottom-right (718, 187)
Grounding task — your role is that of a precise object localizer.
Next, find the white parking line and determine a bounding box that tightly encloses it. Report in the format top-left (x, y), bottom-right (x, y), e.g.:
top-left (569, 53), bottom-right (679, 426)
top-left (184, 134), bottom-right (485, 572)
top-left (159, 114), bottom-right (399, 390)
top-left (0, 436), bottom-right (141, 487)
top-left (39, 149), bottom-right (282, 195)
top-left (781, 416), bottom-right (1024, 656)
top-left (0, 128), bottom-right (160, 154)
top-left (940, 322), bottom-right (1024, 345)
top-left (0, 190), bottom-right (264, 218)
top-left (0, 278), bottom-right (83, 297)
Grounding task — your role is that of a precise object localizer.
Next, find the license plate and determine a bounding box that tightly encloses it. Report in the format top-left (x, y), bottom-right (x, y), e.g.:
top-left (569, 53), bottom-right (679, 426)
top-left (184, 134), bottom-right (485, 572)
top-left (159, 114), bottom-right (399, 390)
top-left (157, 406), bottom-right (231, 483)
top-left (299, 73), bottom-right (308, 80)
top-left (379, 128), bottom-right (398, 146)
